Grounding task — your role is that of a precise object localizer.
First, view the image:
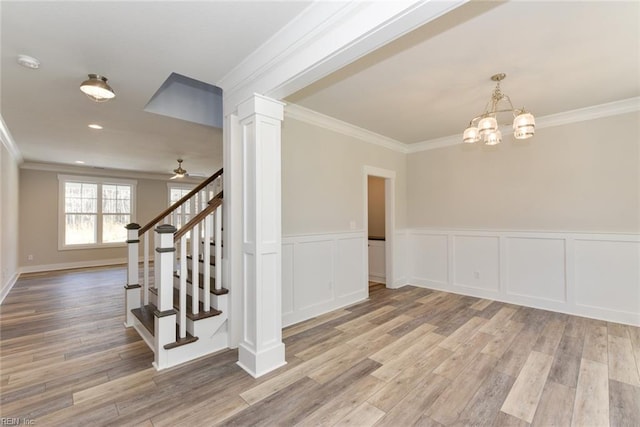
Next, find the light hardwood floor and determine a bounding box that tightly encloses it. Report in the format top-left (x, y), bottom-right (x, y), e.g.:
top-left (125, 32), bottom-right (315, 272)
top-left (1, 266), bottom-right (639, 426)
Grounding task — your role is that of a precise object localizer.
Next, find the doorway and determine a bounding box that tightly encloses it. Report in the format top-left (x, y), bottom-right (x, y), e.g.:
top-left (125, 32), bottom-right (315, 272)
top-left (363, 166), bottom-right (395, 294)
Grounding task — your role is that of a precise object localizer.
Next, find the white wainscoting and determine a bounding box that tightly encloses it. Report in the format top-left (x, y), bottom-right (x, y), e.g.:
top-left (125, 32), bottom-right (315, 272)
top-left (368, 240), bottom-right (386, 283)
top-left (407, 229), bottom-right (640, 326)
top-left (282, 231), bottom-right (367, 327)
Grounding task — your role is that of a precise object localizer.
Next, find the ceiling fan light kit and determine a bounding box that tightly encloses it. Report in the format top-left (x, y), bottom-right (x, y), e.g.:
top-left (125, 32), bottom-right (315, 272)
top-left (80, 74), bottom-right (116, 102)
top-left (463, 73), bottom-right (535, 145)
top-left (171, 159), bottom-right (188, 179)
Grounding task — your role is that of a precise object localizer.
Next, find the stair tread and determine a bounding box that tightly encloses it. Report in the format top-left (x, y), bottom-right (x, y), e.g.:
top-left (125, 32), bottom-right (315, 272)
top-left (147, 287), bottom-right (223, 320)
top-left (172, 272), bottom-right (228, 295)
top-left (131, 304), bottom-right (156, 335)
top-left (131, 304), bottom-right (199, 349)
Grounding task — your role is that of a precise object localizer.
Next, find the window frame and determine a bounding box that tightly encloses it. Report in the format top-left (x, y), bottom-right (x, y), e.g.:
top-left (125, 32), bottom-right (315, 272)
top-left (58, 174), bottom-right (137, 250)
top-left (167, 183), bottom-right (195, 231)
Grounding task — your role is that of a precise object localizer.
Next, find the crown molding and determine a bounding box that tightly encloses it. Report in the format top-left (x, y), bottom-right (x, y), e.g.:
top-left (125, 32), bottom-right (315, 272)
top-left (20, 161), bottom-right (206, 183)
top-left (407, 96), bottom-right (640, 153)
top-left (0, 115), bottom-right (23, 163)
top-left (285, 103), bottom-right (408, 153)
top-left (286, 97), bottom-right (639, 155)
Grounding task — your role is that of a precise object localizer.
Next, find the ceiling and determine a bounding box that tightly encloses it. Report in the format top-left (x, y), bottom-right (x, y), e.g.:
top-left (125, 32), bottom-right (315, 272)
top-left (0, 1), bottom-right (310, 177)
top-left (287, 1), bottom-right (640, 143)
top-left (2, 1), bottom-right (639, 177)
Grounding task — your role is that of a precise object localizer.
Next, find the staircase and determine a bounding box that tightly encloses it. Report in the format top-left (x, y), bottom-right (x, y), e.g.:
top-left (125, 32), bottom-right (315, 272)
top-left (123, 168), bottom-right (228, 370)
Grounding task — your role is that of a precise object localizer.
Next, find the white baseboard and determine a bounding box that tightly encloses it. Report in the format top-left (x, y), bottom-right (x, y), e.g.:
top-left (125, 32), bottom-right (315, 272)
top-left (369, 274), bottom-right (386, 284)
top-left (0, 271), bottom-right (20, 305)
top-left (19, 257), bottom-right (129, 274)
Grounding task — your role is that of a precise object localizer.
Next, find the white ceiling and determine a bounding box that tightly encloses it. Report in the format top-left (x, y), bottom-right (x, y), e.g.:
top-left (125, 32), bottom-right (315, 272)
top-left (287, 1), bottom-right (640, 143)
top-left (1, 1), bottom-right (639, 177)
top-left (0, 1), bottom-right (310, 176)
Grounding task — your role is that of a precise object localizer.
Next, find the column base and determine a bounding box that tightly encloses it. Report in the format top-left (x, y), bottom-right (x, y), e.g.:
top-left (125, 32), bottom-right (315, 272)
top-left (237, 341), bottom-right (286, 378)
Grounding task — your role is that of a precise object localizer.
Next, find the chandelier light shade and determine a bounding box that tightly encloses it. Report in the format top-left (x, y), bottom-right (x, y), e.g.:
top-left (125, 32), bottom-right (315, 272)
top-left (463, 73), bottom-right (535, 145)
top-left (80, 74), bottom-right (115, 102)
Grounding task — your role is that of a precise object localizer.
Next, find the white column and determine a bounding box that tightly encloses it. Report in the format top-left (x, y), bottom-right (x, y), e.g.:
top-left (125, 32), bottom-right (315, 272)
top-left (236, 94), bottom-right (286, 377)
top-left (124, 223), bottom-right (141, 327)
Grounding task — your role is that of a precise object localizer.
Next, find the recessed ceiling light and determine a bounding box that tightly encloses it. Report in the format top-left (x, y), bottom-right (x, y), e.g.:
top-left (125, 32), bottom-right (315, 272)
top-left (75, 160), bottom-right (85, 164)
top-left (88, 124), bottom-right (103, 130)
top-left (17, 54), bottom-right (40, 69)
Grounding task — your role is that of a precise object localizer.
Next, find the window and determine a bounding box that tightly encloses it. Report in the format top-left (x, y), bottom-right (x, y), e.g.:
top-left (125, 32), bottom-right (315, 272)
top-left (59, 175), bottom-right (136, 249)
top-left (168, 183), bottom-right (194, 230)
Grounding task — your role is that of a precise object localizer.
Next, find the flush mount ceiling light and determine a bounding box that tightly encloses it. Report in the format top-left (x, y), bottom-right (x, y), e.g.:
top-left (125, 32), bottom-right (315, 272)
top-left (88, 123), bottom-right (103, 130)
top-left (170, 159), bottom-right (188, 180)
top-left (463, 73), bottom-right (535, 145)
top-left (80, 74), bottom-right (115, 102)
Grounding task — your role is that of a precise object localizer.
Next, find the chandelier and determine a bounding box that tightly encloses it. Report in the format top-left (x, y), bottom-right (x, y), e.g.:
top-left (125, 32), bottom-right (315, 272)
top-left (463, 73), bottom-right (535, 145)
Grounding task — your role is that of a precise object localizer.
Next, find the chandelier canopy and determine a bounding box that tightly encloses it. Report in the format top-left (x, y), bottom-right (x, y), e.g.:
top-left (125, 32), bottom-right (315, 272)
top-left (463, 73), bottom-right (535, 145)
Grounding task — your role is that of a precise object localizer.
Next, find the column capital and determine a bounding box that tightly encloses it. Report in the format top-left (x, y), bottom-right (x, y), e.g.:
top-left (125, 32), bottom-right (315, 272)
top-left (237, 94), bottom-right (285, 122)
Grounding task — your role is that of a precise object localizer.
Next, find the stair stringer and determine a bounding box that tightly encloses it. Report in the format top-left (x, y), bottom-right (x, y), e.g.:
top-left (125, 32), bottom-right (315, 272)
top-left (158, 313), bottom-right (229, 370)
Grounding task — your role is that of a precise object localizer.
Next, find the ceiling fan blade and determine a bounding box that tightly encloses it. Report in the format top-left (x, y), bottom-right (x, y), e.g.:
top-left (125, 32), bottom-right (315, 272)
top-left (170, 174), bottom-right (179, 180)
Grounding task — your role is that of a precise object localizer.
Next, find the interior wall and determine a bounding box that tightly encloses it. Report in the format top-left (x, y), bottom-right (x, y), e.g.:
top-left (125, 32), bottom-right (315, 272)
top-left (367, 175), bottom-right (385, 238)
top-left (1, 143), bottom-right (20, 301)
top-left (282, 117), bottom-right (406, 235)
top-left (280, 117), bottom-right (407, 326)
top-left (407, 112), bottom-right (640, 232)
top-left (19, 168), bottom-right (169, 271)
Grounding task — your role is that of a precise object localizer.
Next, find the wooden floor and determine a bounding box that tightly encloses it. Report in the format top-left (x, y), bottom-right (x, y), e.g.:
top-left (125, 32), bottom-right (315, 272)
top-left (1, 267), bottom-right (639, 426)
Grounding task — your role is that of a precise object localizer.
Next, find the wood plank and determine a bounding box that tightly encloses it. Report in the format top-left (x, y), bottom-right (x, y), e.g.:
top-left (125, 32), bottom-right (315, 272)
top-left (608, 334), bottom-right (640, 386)
top-left (333, 402), bottom-right (385, 427)
top-left (479, 307), bottom-right (517, 336)
top-left (500, 351), bottom-right (554, 423)
top-left (296, 374), bottom-right (385, 427)
top-left (371, 332), bottom-right (445, 382)
top-left (481, 320), bottom-right (525, 359)
top-left (438, 316), bottom-right (487, 351)
top-left (455, 369), bottom-right (516, 426)
top-left (582, 324), bottom-right (609, 364)
top-left (427, 353), bottom-right (498, 425)
top-left (367, 346), bottom-right (451, 412)
top-left (531, 380), bottom-right (575, 427)
top-left (433, 331), bottom-right (493, 381)
top-left (572, 358), bottom-right (609, 427)
top-left (374, 373), bottom-right (449, 427)
top-left (608, 379), bottom-right (640, 427)
top-left (470, 298), bottom-right (494, 311)
top-left (369, 323), bottom-right (436, 364)
top-left (533, 318), bottom-right (566, 355)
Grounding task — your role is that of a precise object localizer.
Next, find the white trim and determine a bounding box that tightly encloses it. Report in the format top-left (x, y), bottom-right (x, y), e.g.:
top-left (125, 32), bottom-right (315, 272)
top-left (0, 271), bottom-right (20, 305)
top-left (407, 97), bottom-right (640, 153)
top-left (285, 103), bottom-right (407, 153)
top-left (19, 257), bottom-right (130, 275)
top-left (407, 228), bottom-right (640, 326)
top-left (363, 166), bottom-right (396, 291)
top-left (57, 174), bottom-right (137, 250)
top-left (221, 1), bottom-right (467, 110)
top-left (0, 115), bottom-right (23, 163)
top-left (284, 97), bottom-right (639, 155)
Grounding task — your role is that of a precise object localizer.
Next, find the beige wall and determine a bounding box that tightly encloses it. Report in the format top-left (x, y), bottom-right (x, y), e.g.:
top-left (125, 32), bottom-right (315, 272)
top-left (19, 168), bottom-right (169, 269)
top-left (367, 176), bottom-right (385, 238)
top-left (282, 118), bottom-right (406, 235)
top-left (1, 143), bottom-right (20, 297)
top-left (407, 112), bottom-right (640, 232)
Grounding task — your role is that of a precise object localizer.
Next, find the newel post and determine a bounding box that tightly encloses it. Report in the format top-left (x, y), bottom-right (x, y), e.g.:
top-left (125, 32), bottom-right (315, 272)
top-left (124, 223), bottom-right (141, 327)
top-left (153, 224), bottom-right (177, 370)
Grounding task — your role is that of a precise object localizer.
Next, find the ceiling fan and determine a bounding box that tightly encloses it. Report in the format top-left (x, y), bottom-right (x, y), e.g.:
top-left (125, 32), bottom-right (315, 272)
top-left (170, 159), bottom-right (188, 180)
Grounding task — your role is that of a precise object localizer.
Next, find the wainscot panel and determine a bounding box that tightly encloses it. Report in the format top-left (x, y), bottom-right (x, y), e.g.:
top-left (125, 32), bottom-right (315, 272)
top-left (407, 229), bottom-right (639, 326)
top-left (282, 232), bottom-right (367, 327)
